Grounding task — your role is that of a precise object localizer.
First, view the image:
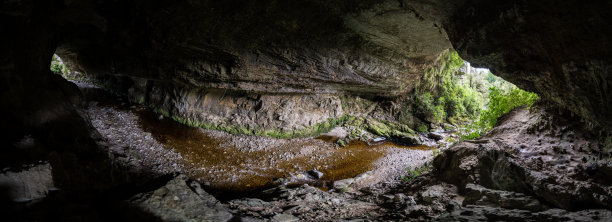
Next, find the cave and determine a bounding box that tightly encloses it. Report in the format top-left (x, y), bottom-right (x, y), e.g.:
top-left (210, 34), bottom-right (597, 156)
top-left (1, 0), bottom-right (611, 221)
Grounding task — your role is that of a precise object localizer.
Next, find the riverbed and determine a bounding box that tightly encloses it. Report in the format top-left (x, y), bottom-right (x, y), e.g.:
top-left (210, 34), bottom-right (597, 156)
top-left (79, 82), bottom-right (434, 196)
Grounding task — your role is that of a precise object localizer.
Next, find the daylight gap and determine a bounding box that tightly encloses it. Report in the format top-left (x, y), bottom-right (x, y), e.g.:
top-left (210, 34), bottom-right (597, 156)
top-left (411, 50), bottom-right (539, 140)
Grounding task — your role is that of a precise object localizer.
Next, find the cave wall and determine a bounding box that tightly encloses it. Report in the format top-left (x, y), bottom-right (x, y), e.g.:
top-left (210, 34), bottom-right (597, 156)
top-left (129, 78), bottom-right (343, 134)
top-left (0, 0), bottom-right (135, 192)
top-left (445, 0), bottom-right (612, 129)
top-left (63, 0), bottom-right (451, 96)
top-left (51, 0), bottom-right (455, 132)
top-left (2, 0), bottom-right (611, 137)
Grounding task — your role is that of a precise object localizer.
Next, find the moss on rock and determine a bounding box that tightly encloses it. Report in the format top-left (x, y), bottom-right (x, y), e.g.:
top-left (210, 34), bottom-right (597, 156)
top-left (154, 106), bottom-right (421, 144)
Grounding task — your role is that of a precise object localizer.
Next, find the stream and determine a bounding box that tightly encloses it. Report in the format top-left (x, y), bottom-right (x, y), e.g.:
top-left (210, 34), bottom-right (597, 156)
top-left (78, 82), bottom-right (435, 197)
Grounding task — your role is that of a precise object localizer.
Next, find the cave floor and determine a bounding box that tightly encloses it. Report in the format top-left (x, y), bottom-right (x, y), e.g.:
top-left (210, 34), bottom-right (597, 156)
top-left (4, 81), bottom-right (611, 221)
top-left (80, 82), bottom-right (434, 198)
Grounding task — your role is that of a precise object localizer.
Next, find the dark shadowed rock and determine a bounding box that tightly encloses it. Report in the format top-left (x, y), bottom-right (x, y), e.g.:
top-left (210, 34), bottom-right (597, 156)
top-left (463, 183), bottom-right (548, 212)
top-left (0, 163), bottom-right (54, 202)
top-left (128, 175), bottom-right (233, 222)
top-left (307, 169), bottom-right (324, 179)
top-left (436, 205), bottom-right (612, 222)
top-left (445, 0), bottom-right (612, 129)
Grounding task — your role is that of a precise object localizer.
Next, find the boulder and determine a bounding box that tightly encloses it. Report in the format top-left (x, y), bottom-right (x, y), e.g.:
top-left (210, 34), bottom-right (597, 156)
top-left (0, 163), bottom-right (54, 202)
top-left (128, 175), bottom-right (233, 222)
top-left (463, 183), bottom-right (548, 212)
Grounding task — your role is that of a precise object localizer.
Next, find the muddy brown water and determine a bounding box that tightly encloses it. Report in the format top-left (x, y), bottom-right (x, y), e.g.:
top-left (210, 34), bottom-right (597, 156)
top-left (135, 109), bottom-right (432, 194)
top-left (81, 84), bottom-right (433, 196)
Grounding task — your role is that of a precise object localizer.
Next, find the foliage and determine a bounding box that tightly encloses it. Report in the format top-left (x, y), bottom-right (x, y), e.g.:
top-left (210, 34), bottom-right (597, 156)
top-left (412, 50), bottom-right (483, 124)
top-left (50, 55), bottom-right (70, 76)
top-left (485, 71), bottom-right (497, 83)
top-left (411, 50), bottom-right (540, 141)
top-left (461, 86), bottom-right (540, 140)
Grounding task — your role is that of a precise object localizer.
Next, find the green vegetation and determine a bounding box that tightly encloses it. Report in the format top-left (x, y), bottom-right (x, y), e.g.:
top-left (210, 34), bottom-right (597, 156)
top-left (165, 112), bottom-right (350, 139)
top-left (402, 163), bottom-right (430, 182)
top-left (432, 148), bottom-right (442, 158)
top-left (411, 49), bottom-right (539, 140)
top-left (403, 50), bottom-right (540, 181)
top-left (412, 50), bottom-right (483, 125)
top-left (50, 55), bottom-right (70, 76)
top-left (50, 54), bottom-right (91, 82)
top-left (416, 124), bottom-right (428, 133)
top-left (461, 86), bottom-right (539, 140)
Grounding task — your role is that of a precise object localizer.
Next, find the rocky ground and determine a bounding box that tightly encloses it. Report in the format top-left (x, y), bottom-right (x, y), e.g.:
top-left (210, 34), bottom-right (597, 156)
top-left (76, 83), bottom-right (439, 220)
top-left (3, 83), bottom-right (611, 221)
top-left (84, 88), bottom-right (434, 193)
top-left (82, 81), bottom-right (612, 221)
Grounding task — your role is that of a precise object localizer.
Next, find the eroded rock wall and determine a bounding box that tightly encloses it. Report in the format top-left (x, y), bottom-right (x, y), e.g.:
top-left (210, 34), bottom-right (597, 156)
top-left (433, 106), bottom-right (612, 211)
top-left (49, 0), bottom-right (456, 132)
top-left (63, 0), bottom-right (450, 95)
top-left (131, 78), bottom-right (344, 134)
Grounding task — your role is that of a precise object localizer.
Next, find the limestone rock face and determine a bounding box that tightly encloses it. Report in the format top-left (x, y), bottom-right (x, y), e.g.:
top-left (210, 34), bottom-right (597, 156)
top-left (135, 80), bottom-right (343, 133)
top-left (445, 0), bottom-right (612, 129)
top-left (433, 107), bottom-right (612, 211)
top-left (436, 206), bottom-right (612, 222)
top-left (61, 0), bottom-right (451, 96)
top-left (41, 0), bottom-right (459, 132)
top-left (5, 0), bottom-right (611, 134)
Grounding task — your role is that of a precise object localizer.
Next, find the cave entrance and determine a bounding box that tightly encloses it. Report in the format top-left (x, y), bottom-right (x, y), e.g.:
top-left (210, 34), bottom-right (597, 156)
top-left (49, 53), bottom-right (88, 81)
top-left (411, 50), bottom-right (539, 140)
top-left (46, 52), bottom-right (436, 196)
top-left (455, 61), bottom-right (540, 139)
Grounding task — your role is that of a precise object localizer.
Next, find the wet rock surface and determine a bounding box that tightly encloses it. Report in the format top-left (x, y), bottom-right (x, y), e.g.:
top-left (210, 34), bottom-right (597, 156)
top-left (435, 205), bottom-right (612, 222)
top-left (229, 184), bottom-right (381, 221)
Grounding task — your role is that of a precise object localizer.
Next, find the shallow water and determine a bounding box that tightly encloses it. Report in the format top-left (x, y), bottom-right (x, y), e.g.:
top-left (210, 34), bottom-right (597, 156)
top-left (135, 108), bottom-right (432, 194)
top-left (80, 84), bottom-right (433, 195)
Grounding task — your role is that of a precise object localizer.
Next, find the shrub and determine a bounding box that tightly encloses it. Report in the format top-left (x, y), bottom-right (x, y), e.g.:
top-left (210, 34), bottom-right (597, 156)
top-left (50, 55), bottom-right (71, 77)
top-left (411, 50), bottom-right (539, 140)
top-left (461, 85), bottom-right (539, 139)
top-left (412, 50), bottom-right (483, 124)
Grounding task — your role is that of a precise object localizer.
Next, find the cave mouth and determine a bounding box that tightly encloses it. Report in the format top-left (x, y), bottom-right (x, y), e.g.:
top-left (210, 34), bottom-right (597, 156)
top-left (46, 49), bottom-right (540, 197)
top-left (3, 0), bottom-right (601, 217)
top-left (410, 51), bottom-right (540, 140)
top-left (49, 51), bottom-right (436, 196)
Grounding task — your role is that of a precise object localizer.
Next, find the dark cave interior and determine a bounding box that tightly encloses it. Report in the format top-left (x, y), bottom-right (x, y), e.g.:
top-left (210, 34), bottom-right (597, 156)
top-left (1, 0), bottom-right (611, 221)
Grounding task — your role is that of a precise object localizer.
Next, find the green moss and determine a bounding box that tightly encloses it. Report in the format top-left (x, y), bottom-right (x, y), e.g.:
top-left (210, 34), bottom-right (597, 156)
top-left (417, 125), bottom-right (428, 133)
top-left (152, 108), bottom-right (353, 139)
top-left (137, 97), bottom-right (146, 104)
top-left (365, 118), bottom-right (392, 137)
top-left (151, 105), bottom-right (418, 141)
top-left (364, 118), bottom-right (419, 144)
top-left (402, 163), bottom-right (430, 182)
